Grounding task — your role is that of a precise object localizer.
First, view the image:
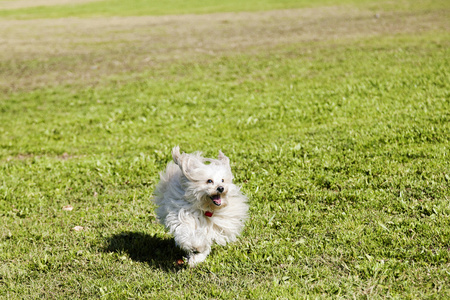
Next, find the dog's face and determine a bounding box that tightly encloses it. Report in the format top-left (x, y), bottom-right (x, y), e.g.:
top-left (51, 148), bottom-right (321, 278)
top-left (172, 146), bottom-right (234, 210)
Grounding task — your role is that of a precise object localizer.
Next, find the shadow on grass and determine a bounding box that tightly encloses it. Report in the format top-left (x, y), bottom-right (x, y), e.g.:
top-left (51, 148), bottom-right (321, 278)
top-left (104, 231), bottom-right (185, 271)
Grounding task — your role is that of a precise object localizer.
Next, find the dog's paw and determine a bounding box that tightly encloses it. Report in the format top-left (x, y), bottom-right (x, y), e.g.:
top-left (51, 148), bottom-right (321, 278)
top-left (187, 252), bottom-right (208, 267)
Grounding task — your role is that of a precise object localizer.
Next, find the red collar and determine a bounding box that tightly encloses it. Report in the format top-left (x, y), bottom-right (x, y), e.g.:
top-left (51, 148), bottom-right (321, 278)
top-left (204, 211), bottom-right (213, 217)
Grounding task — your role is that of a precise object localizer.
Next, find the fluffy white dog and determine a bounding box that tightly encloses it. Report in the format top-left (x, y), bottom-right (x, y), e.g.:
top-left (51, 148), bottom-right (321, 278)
top-left (153, 146), bottom-right (248, 267)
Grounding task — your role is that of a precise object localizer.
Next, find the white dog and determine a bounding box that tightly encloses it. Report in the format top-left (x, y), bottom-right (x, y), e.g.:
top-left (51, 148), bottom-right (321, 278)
top-left (153, 146), bottom-right (248, 267)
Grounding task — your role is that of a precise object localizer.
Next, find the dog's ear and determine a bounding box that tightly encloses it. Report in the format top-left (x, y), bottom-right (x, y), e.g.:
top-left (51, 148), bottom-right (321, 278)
top-left (172, 146), bottom-right (183, 166)
top-left (218, 150), bottom-right (230, 165)
top-left (172, 146), bottom-right (202, 181)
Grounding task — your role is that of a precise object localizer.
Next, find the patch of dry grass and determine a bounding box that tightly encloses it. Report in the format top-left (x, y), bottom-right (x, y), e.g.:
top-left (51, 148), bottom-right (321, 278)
top-left (1, 6), bottom-right (448, 93)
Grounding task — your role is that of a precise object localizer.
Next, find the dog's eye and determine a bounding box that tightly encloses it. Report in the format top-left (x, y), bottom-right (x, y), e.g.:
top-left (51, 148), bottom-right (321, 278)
top-left (222, 179), bottom-right (224, 183)
top-left (207, 179), bottom-right (213, 184)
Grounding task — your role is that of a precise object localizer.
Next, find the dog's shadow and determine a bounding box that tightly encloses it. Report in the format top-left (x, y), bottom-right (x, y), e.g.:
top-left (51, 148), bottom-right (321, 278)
top-left (104, 231), bottom-right (185, 271)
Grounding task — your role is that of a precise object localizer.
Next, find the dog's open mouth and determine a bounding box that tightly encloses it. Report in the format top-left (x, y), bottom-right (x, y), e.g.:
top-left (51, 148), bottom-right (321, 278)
top-left (210, 195), bottom-right (222, 206)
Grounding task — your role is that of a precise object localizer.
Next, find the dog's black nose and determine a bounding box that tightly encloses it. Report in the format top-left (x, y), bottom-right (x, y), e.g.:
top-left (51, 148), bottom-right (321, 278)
top-left (217, 186), bottom-right (224, 193)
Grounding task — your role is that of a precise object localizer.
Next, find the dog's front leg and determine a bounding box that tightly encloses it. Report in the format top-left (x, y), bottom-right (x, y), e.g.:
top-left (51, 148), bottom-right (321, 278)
top-left (185, 227), bottom-right (213, 266)
top-left (172, 212), bottom-right (212, 266)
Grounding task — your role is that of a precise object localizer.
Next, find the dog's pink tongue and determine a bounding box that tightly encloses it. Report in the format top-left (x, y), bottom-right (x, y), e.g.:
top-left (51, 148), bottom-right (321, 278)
top-left (212, 195), bottom-right (222, 205)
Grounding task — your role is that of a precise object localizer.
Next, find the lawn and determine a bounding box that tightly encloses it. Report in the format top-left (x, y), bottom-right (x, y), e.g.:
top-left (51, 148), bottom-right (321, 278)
top-left (0, 0), bottom-right (449, 298)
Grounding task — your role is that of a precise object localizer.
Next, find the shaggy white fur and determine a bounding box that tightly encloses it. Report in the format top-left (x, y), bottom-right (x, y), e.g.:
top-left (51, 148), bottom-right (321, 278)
top-left (153, 146), bottom-right (248, 267)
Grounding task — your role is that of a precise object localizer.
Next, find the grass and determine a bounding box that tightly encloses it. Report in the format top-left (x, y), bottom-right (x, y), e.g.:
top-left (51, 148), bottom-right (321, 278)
top-left (1, 0), bottom-right (450, 298)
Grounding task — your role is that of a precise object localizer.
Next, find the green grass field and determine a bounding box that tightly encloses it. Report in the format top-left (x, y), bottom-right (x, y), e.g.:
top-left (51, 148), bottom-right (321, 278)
top-left (1, 0), bottom-right (449, 298)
